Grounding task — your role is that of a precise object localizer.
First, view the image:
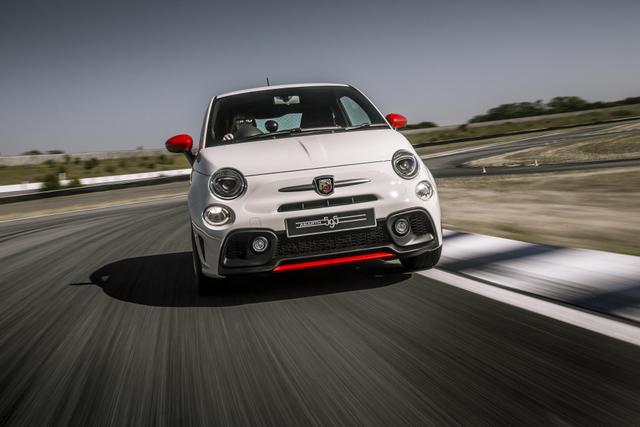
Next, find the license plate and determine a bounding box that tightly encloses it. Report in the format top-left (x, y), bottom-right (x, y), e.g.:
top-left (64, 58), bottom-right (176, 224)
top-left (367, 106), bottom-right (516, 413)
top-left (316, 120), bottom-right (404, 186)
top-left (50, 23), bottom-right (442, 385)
top-left (285, 208), bottom-right (376, 238)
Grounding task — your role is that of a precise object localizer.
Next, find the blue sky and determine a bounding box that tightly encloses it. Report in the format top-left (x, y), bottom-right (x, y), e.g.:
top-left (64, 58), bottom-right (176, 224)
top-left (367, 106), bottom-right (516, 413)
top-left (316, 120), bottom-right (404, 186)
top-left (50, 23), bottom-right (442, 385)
top-left (1, 0), bottom-right (639, 154)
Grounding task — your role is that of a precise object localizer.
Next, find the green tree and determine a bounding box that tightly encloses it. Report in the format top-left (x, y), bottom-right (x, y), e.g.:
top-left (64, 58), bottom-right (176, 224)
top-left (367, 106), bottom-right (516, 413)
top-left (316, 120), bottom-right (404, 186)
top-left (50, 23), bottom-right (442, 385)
top-left (469, 100), bottom-right (546, 122)
top-left (547, 96), bottom-right (589, 113)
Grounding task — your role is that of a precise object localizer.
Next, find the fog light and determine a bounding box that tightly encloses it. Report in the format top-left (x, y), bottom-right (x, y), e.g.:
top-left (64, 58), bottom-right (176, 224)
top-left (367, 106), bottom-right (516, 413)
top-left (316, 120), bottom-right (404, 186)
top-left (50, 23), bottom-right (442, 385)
top-left (203, 205), bottom-right (232, 226)
top-left (393, 218), bottom-right (410, 236)
top-left (416, 181), bottom-right (434, 201)
top-left (251, 236), bottom-right (269, 253)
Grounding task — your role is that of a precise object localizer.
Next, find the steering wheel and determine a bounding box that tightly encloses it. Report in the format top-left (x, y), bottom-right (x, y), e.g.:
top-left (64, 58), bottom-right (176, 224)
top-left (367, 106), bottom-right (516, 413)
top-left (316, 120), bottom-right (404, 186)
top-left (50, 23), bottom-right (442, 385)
top-left (235, 124), bottom-right (263, 138)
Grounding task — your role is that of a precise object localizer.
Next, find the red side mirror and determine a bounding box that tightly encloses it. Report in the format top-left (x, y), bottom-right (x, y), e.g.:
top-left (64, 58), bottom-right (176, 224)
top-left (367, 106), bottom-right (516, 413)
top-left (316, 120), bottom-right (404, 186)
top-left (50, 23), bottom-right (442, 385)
top-left (165, 134), bottom-right (193, 153)
top-left (385, 113), bottom-right (407, 130)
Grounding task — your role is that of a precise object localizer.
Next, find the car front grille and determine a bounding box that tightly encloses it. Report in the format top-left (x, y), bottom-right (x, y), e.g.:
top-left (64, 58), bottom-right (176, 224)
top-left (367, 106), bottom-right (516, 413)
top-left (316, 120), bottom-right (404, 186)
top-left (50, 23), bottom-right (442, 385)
top-left (275, 221), bottom-right (389, 258)
top-left (277, 194), bottom-right (378, 213)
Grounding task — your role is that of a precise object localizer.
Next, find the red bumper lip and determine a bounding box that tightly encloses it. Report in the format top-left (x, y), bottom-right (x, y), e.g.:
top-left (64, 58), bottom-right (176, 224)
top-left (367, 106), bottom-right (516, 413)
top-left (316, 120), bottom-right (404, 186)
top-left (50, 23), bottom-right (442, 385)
top-left (273, 251), bottom-right (395, 272)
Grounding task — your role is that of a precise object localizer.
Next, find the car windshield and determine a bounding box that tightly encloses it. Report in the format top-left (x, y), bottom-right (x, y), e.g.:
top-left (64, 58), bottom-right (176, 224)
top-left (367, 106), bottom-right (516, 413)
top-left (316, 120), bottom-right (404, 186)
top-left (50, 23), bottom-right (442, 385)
top-left (206, 86), bottom-right (388, 146)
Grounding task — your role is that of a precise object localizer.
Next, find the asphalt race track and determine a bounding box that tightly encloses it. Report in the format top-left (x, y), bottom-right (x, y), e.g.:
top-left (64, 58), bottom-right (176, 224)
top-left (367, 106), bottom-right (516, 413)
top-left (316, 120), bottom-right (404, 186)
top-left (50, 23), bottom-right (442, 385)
top-left (1, 198), bottom-right (640, 425)
top-left (424, 121), bottom-right (640, 177)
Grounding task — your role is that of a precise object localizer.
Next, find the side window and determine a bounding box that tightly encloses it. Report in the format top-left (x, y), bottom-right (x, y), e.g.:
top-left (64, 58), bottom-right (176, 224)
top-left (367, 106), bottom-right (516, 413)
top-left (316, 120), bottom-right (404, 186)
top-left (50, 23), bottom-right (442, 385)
top-left (255, 113), bottom-right (302, 132)
top-left (339, 96), bottom-right (371, 126)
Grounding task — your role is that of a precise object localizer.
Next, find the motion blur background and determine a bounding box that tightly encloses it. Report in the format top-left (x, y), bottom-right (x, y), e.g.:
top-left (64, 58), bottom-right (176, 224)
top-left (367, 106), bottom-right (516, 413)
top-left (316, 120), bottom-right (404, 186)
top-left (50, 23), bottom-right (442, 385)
top-left (2, 1), bottom-right (640, 425)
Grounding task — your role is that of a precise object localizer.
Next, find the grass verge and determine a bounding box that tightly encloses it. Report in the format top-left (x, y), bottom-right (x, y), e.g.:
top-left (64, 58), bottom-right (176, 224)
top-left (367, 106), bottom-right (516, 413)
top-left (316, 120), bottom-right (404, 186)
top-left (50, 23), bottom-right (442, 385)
top-left (436, 166), bottom-right (640, 256)
top-left (406, 105), bottom-right (640, 146)
top-left (465, 125), bottom-right (640, 167)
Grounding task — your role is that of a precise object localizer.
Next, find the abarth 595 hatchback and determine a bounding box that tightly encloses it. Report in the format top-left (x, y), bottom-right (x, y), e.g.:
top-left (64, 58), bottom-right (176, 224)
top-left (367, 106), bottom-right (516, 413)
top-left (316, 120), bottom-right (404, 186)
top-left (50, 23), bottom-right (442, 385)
top-left (165, 83), bottom-right (442, 288)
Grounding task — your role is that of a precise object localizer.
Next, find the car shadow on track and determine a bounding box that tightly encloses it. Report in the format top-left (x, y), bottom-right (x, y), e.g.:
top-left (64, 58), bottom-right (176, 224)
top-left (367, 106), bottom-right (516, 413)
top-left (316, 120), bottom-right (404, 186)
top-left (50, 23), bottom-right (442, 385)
top-left (71, 252), bottom-right (411, 307)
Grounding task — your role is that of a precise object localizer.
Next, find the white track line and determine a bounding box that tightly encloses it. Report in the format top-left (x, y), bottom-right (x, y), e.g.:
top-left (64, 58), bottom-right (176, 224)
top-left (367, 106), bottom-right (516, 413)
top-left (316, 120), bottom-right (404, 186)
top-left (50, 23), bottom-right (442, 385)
top-left (418, 269), bottom-right (640, 346)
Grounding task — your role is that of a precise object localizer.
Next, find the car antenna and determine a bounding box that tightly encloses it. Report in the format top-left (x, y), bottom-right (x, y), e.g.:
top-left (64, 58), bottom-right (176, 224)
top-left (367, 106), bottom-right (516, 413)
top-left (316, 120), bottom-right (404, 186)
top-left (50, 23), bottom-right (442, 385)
top-left (266, 77), bottom-right (270, 86)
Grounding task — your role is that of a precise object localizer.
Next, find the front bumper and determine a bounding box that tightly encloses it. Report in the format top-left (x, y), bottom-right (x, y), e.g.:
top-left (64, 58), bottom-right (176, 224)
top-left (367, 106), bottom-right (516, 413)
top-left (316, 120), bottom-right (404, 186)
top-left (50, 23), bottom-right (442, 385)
top-left (192, 207), bottom-right (441, 277)
top-left (189, 161), bottom-right (442, 278)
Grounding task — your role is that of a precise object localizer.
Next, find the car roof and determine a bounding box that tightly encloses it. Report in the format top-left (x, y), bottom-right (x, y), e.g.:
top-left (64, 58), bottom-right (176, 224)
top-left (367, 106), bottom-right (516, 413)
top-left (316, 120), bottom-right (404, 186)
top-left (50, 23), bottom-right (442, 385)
top-left (215, 83), bottom-right (350, 99)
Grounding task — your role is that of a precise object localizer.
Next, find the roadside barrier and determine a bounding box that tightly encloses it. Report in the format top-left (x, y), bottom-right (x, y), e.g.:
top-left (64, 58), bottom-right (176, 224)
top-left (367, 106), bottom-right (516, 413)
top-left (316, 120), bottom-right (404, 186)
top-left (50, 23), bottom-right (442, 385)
top-left (0, 169), bottom-right (191, 204)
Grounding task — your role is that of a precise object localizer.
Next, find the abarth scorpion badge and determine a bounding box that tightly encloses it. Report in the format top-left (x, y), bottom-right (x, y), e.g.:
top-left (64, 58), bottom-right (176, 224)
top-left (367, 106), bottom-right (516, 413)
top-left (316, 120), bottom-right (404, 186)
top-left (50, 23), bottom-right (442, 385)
top-left (314, 176), bottom-right (334, 196)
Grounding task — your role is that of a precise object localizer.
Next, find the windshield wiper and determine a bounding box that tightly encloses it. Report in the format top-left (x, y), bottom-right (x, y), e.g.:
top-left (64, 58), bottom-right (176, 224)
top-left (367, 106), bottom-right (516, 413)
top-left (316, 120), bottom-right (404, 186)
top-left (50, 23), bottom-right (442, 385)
top-left (236, 124), bottom-right (385, 143)
top-left (343, 123), bottom-right (388, 131)
top-left (239, 127), bottom-right (342, 142)
top-left (238, 128), bottom-right (304, 142)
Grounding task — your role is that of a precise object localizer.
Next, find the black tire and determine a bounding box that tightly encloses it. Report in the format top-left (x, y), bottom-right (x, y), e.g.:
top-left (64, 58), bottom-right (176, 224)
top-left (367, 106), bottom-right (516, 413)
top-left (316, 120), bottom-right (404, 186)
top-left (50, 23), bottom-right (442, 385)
top-left (191, 226), bottom-right (223, 293)
top-left (400, 246), bottom-right (442, 271)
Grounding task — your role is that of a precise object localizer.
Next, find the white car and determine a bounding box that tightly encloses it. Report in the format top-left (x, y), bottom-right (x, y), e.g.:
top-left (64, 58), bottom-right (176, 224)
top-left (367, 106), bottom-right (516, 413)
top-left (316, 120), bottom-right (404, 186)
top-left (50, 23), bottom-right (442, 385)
top-left (165, 83), bottom-right (442, 288)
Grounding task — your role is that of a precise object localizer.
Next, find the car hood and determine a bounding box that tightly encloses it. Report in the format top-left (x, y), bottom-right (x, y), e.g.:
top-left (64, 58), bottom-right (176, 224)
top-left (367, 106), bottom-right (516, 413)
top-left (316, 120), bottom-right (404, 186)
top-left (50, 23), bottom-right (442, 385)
top-left (194, 129), bottom-right (413, 176)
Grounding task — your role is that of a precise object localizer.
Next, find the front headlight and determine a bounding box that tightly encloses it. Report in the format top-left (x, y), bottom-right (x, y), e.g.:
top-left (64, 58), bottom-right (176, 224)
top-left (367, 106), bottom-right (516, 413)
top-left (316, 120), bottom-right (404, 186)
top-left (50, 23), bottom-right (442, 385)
top-left (203, 205), bottom-right (233, 226)
top-left (209, 168), bottom-right (247, 199)
top-left (392, 150), bottom-right (419, 179)
top-left (415, 180), bottom-right (434, 201)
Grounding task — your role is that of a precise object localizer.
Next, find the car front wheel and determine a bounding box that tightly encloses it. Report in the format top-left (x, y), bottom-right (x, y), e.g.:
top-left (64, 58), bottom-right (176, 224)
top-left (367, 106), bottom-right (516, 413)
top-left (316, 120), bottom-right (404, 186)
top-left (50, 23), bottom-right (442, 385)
top-left (400, 246), bottom-right (442, 271)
